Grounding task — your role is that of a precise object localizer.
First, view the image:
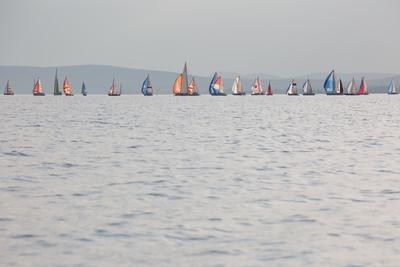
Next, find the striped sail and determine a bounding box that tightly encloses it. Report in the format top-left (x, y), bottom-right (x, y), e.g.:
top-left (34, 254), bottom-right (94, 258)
top-left (388, 79), bottom-right (397, 94)
top-left (187, 77), bottom-right (197, 95)
top-left (33, 78), bottom-right (45, 95)
top-left (63, 77), bottom-right (73, 95)
top-left (324, 70), bottom-right (337, 95)
top-left (251, 77), bottom-right (262, 94)
top-left (209, 72), bottom-right (224, 95)
top-left (302, 79), bottom-right (314, 95)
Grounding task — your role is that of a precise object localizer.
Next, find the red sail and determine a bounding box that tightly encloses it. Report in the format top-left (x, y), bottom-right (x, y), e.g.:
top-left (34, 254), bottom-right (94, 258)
top-left (33, 81), bottom-right (39, 93)
top-left (266, 82), bottom-right (272, 95)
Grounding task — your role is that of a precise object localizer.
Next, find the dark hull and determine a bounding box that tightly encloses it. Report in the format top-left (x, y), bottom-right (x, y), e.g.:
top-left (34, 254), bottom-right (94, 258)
top-left (33, 92), bottom-right (45, 96)
top-left (287, 94), bottom-right (299, 96)
top-left (3, 93), bottom-right (14, 95)
top-left (53, 92), bottom-right (62, 96)
top-left (174, 92), bottom-right (200, 96)
top-left (211, 93), bottom-right (227, 96)
top-left (265, 93), bottom-right (273, 96)
top-left (303, 93), bottom-right (315, 96)
top-left (251, 93), bottom-right (263, 96)
top-left (65, 94), bottom-right (74, 96)
top-left (108, 94), bottom-right (121, 96)
top-left (232, 93), bottom-right (246, 96)
top-left (388, 92), bottom-right (398, 95)
top-left (82, 93), bottom-right (87, 96)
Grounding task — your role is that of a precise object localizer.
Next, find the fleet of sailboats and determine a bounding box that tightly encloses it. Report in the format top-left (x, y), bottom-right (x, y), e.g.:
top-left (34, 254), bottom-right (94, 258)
top-left (3, 80), bottom-right (14, 95)
top-left (2, 67), bottom-right (399, 96)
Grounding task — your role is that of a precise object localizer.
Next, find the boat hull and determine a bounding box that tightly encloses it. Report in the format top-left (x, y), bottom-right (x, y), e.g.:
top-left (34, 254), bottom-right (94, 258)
top-left (211, 93), bottom-right (227, 96)
top-left (303, 93), bottom-right (315, 96)
top-left (3, 93), bottom-right (14, 95)
top-left (33, 92), bottom-right (45, 96)
top-left (53, 92), bottom-right (62, 96)
top-left (251, 93), bottom-right (263, 96)
top-left (232, 93), bottom-right (246, 96)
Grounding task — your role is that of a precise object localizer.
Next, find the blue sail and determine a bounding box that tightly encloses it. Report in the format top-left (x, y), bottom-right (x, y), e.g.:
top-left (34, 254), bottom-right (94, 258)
top-left (142, 76), bottom-right (149, 95)
top-left (324, 70), bottom-right (335, 94)
top-left (209, 72), bottom-right (217, 95)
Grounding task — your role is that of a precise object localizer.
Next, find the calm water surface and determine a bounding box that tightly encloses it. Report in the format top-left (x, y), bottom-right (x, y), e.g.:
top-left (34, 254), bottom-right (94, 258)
top-left (1, 95), bottom-right (400, 267)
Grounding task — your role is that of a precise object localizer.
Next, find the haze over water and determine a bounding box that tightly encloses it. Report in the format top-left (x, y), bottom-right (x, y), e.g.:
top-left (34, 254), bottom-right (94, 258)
top-left (1, 95), bottom-right (400, 266)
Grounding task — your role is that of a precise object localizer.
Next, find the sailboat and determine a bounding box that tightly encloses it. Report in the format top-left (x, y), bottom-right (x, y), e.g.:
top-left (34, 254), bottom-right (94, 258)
top-left (265, 82), bottom-right (273, 96)
top-left (3, 80), bottom-right (14, 95)
top-left (108, 78), bottom-right (121, 96)
top-left (63, 77), bottom-right (74, 96)
top-left (336, 79), bottom-right (344, 95)
top-left (81, 82), bottom-right (87, 96)
top-left (187, 77), bottom-right (200, 96)
top-left (33, 78), bottom-right (45, 96)
top-left (345, 78), bottom-right (357, 95)
top-left (357, 77), bottom-right (368, 95)
top-left (387, 79), bottom-right (398, 95)
top-left (324, 70), bottom-right (338, 95)
top-left (53, 69), bottom-right (62, 95)
top-left (302, 79), bottom-right (315, 95)
top-left (251, 77), bottom-right (263, 95)
top-left (231, 76), bottom-right (245, 95)
top-left (141, 74), bottom-right (153, 96)
top-left (286, 80), bottom-right (299, 96)
top-left (172, 62), bottom-right (190, 96)
top-left (209, 72), bottom-right (226, 96)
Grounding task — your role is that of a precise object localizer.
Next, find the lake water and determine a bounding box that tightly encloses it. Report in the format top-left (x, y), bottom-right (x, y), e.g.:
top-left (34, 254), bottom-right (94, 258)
top-left (1, 95), bottom-right (400, 267)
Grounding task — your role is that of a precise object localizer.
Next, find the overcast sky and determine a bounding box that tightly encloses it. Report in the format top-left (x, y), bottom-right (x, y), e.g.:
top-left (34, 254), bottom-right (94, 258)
top-left (0, 0), bottom-right (399, 76)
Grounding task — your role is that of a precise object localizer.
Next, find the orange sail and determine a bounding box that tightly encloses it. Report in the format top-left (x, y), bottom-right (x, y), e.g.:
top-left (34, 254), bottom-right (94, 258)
top-left (173, 74), bottom-right (183, 95)
top-left (63, 77), bottom-right (72, 95)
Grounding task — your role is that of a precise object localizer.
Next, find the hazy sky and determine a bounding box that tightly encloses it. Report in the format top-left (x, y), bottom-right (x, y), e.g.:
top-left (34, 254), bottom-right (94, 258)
top-left (0, 0), bottom-right (399, 76)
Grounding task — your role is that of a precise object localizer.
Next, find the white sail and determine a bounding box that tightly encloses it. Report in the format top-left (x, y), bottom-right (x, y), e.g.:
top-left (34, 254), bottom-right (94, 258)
top-left (302, 79), bottom-right (313, 94)
top-left (346, 78), bottom-right (356, 95)
top-left (287, 80), bottom-right (298, 95)
top-left (251, 77), bottom-right (262, 94)
top-left (232, 76), bottom-right (239, 94)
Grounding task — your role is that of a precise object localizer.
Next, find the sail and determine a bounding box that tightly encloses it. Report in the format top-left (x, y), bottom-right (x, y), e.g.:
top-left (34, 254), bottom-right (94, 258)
top-left (346, 78), bottom-right (357, 95)
top-left (33, 79), bottom-right (44, 94)
top-left (232, 76), bottom-right (244, 94)
top-left (336, 79), bottom-right (344, 94)
top-left (302, 79), bottom-right (313, 94)
top-left (142, 75), bottom-right (149, 95)
top-left (324, 70), bottom-right (336, 94)
top-left (146, 75), bottom-right (153, 95)
top-left (53, 69), bottom-right (60, 94)
top-left (266, 82), bottom-right (272, 95)
top-left (181, 63), bottom-right (189, 95)
top-left (108, 78), bottom-right (117, 95)
top-left (81, 82), bottom-right (87, 95)
top-left (63, 78), bottom-right (72, 95)
top-left (251, 77), bottom-right (262, 94)
top-left (188, 77), bottom-right (197, 95)
top-left (4, 80), bottom-right (13, 94)
top-left (287, 80), bottom-right (298, 95)
top-left (388, 79), bottom-right (397, 94)
top-left (173, 74), bottom-right (183, 95)
top-left (357, 77), bottom-right (368, 95)
top-left (209, 72), bottom-right (218, 95)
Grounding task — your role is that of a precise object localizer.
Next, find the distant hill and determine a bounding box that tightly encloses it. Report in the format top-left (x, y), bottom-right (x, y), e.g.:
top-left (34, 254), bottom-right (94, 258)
top-left (0, 65), bottom-right (398, 94)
